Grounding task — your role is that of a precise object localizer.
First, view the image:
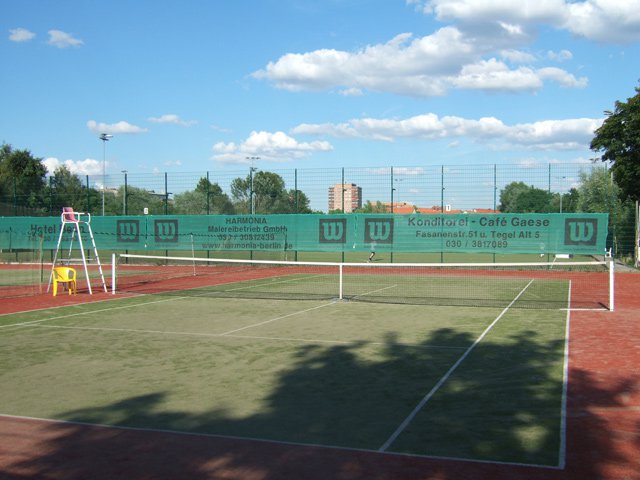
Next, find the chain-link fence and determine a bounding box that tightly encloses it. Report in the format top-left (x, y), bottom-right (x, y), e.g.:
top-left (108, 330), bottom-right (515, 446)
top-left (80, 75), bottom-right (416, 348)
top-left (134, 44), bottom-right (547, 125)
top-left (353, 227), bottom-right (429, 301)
top-left (1, 162), bottom-right (637, 260)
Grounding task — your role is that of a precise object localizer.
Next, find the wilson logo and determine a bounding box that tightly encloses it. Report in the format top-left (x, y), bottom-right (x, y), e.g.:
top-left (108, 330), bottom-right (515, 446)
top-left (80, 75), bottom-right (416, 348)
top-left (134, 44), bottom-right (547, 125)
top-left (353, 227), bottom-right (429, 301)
top-left (364, 218), bottom-right (394, 244)
top-left (564, 218), bottom-right (597, 246)
top-left (154, 219), bottom-right (179, 243)
top-left (116, 220), bottom-right (140, 243)
top-left (319, 219), bottom-right (346, 243)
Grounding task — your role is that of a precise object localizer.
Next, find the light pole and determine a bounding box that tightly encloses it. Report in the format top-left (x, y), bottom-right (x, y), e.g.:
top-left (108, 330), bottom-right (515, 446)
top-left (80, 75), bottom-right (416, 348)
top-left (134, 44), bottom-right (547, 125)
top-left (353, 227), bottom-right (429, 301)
top-left (246, 156), bottom-right (260, 215)
top-left (555, 176), bottom-right (567, 213)
top-left (99, 133), bottom-right (113, 215)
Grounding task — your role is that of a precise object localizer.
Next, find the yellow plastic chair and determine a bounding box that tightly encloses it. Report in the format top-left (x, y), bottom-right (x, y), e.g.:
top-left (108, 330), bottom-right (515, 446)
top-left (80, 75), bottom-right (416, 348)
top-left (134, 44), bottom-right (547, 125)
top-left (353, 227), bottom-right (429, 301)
top-left (52, 267), bottom-right (77, 296)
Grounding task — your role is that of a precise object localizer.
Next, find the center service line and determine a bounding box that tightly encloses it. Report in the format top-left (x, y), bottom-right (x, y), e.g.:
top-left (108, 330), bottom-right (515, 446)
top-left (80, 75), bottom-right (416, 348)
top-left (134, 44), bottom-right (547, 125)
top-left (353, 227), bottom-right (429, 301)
top-left (378, 279), bottom-right (534, 452)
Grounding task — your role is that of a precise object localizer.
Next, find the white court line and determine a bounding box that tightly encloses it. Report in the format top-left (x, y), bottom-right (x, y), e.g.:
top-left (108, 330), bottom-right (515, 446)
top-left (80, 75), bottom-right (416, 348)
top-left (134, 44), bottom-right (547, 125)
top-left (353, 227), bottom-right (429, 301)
top-left (224, 334), bottom-right (467, 351)
top-left (0, 413), bottom-right (564, 470)
top-left (0, 296), bottom-right (188, 330)
top-left (219, 301), bottom-right (337, 336)
top-left (32, 323), bottom-right (468, 351)
top-left (378, 279), bottom-right (535, 452)
top-left (350, 284), bottom-right (398, 300)
top-left (219, 274), bottom-right (320, 293)
top-left (558, 280), bottom-right (572, 469)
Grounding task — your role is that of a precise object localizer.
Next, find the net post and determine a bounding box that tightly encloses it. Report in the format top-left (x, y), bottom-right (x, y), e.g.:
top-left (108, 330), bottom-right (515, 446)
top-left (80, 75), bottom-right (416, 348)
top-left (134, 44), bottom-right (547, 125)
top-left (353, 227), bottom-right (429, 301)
top-left (191, 234), bottom-right (196, 276)
top-left (608, 249), bottom-right (615, 311)
top-left (339, 263), bottom-right (343, 300)
top-left (111, 253), bottom-right (116, 295)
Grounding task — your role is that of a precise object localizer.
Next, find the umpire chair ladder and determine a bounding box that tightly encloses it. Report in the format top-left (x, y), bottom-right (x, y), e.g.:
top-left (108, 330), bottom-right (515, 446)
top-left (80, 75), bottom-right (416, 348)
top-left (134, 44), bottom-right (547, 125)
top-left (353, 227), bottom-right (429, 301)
top-left (47, 207), bottom-right (107, 295)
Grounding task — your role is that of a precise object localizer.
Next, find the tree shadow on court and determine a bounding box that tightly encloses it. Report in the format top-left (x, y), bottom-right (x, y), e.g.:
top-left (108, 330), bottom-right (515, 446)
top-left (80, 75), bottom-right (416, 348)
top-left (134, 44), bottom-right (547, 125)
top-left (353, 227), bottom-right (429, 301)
top-left (2, 328), bottom-right (638, 480)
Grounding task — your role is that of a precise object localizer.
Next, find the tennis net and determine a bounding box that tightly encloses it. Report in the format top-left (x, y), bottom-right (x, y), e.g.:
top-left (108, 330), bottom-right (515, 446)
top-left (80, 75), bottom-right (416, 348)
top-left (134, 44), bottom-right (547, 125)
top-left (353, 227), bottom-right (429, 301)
top-left (112, 253), bottom-right (614, 310)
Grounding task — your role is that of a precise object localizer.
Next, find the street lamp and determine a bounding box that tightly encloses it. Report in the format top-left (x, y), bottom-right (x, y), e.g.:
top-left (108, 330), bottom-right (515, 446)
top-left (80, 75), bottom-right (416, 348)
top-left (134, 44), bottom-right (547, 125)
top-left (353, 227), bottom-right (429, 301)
top-left (99, 133), bottom-right (113, 215)
top-left (246, 156), bottom-right (260, 214)
top-left (555, 176), bottom-right (567, 213)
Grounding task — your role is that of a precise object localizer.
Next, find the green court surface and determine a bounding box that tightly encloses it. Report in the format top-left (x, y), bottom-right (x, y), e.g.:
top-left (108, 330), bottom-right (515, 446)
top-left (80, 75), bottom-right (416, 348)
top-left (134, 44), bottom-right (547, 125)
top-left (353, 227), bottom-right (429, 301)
top-left (0, 279), bottom-right (569, 467)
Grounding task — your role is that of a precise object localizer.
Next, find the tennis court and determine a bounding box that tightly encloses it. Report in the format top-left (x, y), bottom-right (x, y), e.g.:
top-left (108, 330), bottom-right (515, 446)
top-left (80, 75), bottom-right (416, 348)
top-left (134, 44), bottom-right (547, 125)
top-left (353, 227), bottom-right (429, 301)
top-left (0, 261), bottom-right (578, 468)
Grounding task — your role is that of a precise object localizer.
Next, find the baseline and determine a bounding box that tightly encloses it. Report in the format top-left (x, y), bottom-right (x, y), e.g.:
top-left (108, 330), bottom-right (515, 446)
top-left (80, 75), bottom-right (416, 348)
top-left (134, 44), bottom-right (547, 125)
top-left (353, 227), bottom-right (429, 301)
top-left (0, 412), bottom-right (563, 471)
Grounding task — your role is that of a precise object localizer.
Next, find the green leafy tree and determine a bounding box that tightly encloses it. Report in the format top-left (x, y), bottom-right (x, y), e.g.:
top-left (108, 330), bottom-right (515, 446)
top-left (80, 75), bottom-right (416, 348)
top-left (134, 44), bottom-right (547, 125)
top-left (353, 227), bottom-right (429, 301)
top-left (575, 166), bottom-right (635, 256)
top-left (230, 175), bottom-right (251, 213)
top-left (590, 85), bottom-right (640, 203)
top-left (173, 177), bottom-right (234, 214)
top-left (283, 189), bottom-right (313, 213)
top-left (0, 143), bottom-right (47, 213)
top-left (230, 171), bottom-right (313, 214)
top-left (498, 182), bottom-right (530, 212)
top-left (119, 186), bottom-right (166, 215)
top-left (558, 188), bottom-right (579, 213)
top-left (498, 182), bottom-right (555, 213)
top-left (576, 167), bottom-right (619, 213)
top-left (253, 171), bottom-right (286, 213)
top-left (46, 166), bottom-right (88, 214)
top-left (354, 200), bottom-right (388, 213)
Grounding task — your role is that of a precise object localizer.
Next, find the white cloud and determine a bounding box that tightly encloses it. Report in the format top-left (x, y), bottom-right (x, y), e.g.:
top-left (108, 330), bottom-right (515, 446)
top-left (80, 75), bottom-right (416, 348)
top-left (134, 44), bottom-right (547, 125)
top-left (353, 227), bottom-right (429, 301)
top-left (564, 0), bottom-right (640, 43)
top-left (412, 0), bottom-right (640, 43)
top-left (254, 25), bottom-right (586, 97)
top-left (452, 59), bottom-right (587, 91)
top-left (148, 114), bottom-right (197, 127)
top-left (547, 49), bottom-right (572, 62)
top-left (537, 67), bottom-right (587, 88)
top-left (255, 0), bottom-right (634, 97)
top-left (500, 49), bottom-right (537, 64)
top-left (210, 124), bottom-right (232, 133)
top-left (87, 120), bottom-right (148, 135)
top-left (163, 160), bottom-right (183, 167)
top-left (47, 29), bottom-right (83, 48)
top-left (339, 87), bottom-right (364, 97)
top-left (517, 158), bottom-right (541, 169)
top-left (421, 0), bottom-right (566, 25)
top-left (44, 157), bottom-right (102, 175)
top-left (9, 28), bottom-right (35, 42)
top-left (211, 131), bottom-right (332, 164)
top-left (292, 113), bottom-right (603, 150)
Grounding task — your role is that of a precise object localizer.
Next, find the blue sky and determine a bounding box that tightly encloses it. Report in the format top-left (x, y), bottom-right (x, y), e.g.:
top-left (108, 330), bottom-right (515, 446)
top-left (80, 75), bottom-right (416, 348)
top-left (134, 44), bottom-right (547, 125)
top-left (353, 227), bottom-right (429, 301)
top-left (2, 0), bottom-right (639, 178)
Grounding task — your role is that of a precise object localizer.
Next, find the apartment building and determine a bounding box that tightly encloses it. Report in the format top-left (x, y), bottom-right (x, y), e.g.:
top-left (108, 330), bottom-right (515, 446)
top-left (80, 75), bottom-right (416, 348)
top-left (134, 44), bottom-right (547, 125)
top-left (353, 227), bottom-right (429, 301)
top-left (328, 183), bottom-right (362, 213)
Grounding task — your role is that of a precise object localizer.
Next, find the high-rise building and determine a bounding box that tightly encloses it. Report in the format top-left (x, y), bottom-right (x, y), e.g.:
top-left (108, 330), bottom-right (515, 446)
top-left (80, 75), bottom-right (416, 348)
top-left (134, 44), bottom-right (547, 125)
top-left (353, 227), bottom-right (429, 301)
top-left (328, 183), bottom-right (362, 213)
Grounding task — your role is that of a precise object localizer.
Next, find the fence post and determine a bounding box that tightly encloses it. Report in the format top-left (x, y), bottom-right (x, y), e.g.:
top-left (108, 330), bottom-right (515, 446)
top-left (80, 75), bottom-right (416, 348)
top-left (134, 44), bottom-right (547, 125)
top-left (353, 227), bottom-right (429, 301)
top-left (123, 172), bottom-right (128, 215)
top-left (440, 165), bottom-right (445, 263)
top-left (13, 177), bottom-right (17, 216)
top-left (206, 171), bottom-right (211, 215)
top-left (164, 172), bottom-right (169, 215)
top-left (86, 175), bottom-right (90, 213)
top-left (390, 167), bottom-right (394, 214)
top-left (294, 169), bottom-right (298, 213)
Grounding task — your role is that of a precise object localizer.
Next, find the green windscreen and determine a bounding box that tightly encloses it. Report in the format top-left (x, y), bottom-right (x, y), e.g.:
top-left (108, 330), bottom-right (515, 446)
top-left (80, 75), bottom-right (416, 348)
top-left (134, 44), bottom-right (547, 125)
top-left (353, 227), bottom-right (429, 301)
top-left (1, 213), bottom-right (607, 254)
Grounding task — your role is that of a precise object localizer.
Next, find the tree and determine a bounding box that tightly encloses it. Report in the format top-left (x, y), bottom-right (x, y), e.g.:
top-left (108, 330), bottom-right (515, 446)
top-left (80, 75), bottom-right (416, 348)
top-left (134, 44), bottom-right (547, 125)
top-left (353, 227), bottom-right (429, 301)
top-left (230, 171), bottom-right (312, 214)
top-left (119, 186), bottom-right (165, 215)
top-left (558, 188), bottom-right (579, 213)
top-left (283, 189), bottom-right (313, 213)
top-left (498, 182), bottom-right (530, 212)
top-left (354, 200), bottom-right (389, 213)
top-left (574, 166), bottom-right (635, 256)
top-left (173, 177), bottom-right (234, 214)
top-left (498, 182), bottom-right (555, 213)
top-left (46, 166), bottom-right (87, 214)
top-left (0, 143), bottom-right (47, 212)
top-left (590, 85), bottom-right (640, 203)
top-left (576, 167), bottom-right (619, 214)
